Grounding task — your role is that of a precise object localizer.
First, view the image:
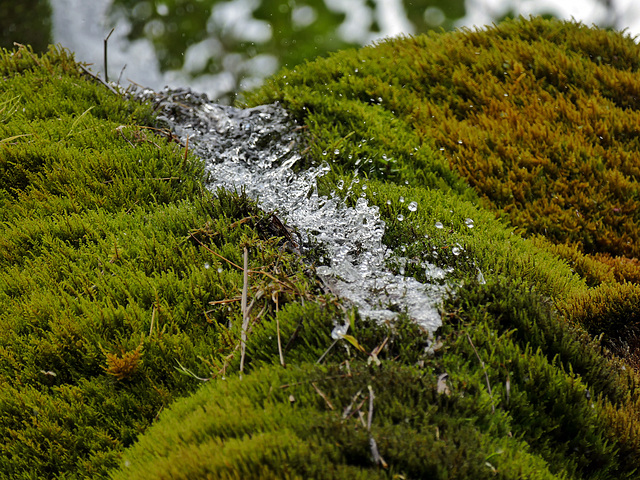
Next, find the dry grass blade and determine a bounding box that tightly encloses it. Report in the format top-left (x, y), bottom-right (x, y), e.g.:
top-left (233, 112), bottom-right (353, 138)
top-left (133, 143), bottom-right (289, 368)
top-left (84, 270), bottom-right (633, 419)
top-left (367, 385), bottom-right (375, 430)
top-left (273, 291), bottom-right (285, 367)
top-left (366, 385), bottom-right (388, 468)
top-left (466, 333), bottom-right (495, 413)
top-left (311, 382), bottom-right (334, 410)
top-left (240, 247), bottom-right (249, 373)
top-left (342, 388), bottom-right (364, 419)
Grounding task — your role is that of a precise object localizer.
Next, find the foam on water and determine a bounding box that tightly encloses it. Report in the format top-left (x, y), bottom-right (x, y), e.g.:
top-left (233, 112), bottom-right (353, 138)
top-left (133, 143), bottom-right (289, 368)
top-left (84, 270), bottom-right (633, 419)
top-left (141, 88), bottom-right (447, 334)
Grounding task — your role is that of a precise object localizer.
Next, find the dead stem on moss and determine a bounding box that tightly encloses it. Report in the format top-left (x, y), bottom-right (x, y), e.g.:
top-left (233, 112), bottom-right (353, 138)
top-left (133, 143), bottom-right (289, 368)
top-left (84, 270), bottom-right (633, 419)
top-left (240, 246), bottom-right (250, 373)
top-left (466, 332), bottom-right (495, 414)
top-left (274, 291), bottom-right (285, 367)
top-left (78, 64), bottom-right (119, 95)
top-left (311, 382), bottom-right (334, 410)
top-left (367, 385), bottom-right (388, 468)
top-left (182, 135), bottom-right (189, 169)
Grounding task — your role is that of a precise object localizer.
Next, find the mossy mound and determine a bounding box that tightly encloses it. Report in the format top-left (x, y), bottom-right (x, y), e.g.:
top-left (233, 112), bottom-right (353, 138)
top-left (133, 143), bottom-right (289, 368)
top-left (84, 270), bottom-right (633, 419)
top-left (247, 16), bottom-right (640, 261)
top-left (245, 15), bottom-right (640, 362)
top-left (4, 18), bottom-right (640, 480)
top-left (114, 279), bottom-right (640, 479)
top-left (111, 17), bottom-right (640, 480)
top-left (0, 45), bottom-right (321, 478)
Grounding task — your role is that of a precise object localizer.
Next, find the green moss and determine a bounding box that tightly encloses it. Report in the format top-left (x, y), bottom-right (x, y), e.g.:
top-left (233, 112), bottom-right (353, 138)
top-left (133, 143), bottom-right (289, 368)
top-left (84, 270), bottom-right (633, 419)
top-left (112, 282), bottom-right (640, 479)
top-left (246, 16), bottom-right (640, 262)
top-left (0, 45), bottom-right (321, 478)
top-left (110, 17), bottom-right (640, 480)
top-left (4, 19), bottom-right (640, 480)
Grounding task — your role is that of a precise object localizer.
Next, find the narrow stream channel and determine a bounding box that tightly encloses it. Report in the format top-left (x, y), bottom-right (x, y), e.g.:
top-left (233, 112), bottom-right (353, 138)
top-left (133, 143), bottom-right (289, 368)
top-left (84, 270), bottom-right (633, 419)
top-left (139, 88), bottom-right (448, 336)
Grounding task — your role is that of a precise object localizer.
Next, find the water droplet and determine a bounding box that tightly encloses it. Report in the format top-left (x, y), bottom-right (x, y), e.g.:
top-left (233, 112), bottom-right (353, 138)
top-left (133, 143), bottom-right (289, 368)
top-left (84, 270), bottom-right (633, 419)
top-left (337, 180), bottom-right (344, 190)
top-left (217, 267), bottom-right (223, 273)
top-left (204, 263), bottom-right (210, 269)
top-left (334, 149), bottom-right (340, 155)
top-left (361, 184), bottom-right (367, 190)
top-left (435, 221), bottom-right (444, 229)
top-left (386, 200), bottom-right (392, 205)
top-left (452, 244), bottom-right (462, 256)
top-left (464, 218), bottom-right (474, 228)
top-left (322, 150), bottom-right (328, 156)
top-left (397, 214), bottom-right (404, 221)
top-left (399, 196), bottom-right (405, 203)
top-left (408, 201), bottom-right (417, 212)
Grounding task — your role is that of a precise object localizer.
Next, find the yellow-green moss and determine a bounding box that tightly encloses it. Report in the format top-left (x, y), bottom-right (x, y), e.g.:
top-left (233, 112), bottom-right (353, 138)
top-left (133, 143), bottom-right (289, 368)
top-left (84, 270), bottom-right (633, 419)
top-left (109, 17), bottom-right (640, 480)
top-left (0, 45), bottom-right (321, 478)
top-left (5, 19), bottom-right (640, 480)
top-left (246, 16), bottom-right (640, 262)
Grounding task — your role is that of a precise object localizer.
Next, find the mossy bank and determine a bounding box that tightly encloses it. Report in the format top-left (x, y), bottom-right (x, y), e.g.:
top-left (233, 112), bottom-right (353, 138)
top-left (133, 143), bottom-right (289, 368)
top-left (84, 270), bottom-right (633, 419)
top-left (1, 17), bottom-right (640, 480)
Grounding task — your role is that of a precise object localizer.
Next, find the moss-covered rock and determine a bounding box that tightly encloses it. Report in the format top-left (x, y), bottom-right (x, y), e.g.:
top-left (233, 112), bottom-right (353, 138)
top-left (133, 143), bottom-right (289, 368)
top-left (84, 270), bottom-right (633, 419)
top-left (3, 17), bottom-right (640, 480)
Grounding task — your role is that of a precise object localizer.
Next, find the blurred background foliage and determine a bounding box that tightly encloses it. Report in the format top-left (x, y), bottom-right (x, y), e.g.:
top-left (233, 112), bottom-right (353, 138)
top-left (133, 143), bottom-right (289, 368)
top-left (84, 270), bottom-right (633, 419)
top-left (0, 0), bottom-right (633, 102)
top-left (0, 0), bottom-right (52, 52)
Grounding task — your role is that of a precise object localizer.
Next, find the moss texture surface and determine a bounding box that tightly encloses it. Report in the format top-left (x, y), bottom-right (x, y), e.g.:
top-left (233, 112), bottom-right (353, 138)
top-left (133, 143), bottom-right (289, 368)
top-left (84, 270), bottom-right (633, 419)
top-left (2, 17), bottom-right (640, 480)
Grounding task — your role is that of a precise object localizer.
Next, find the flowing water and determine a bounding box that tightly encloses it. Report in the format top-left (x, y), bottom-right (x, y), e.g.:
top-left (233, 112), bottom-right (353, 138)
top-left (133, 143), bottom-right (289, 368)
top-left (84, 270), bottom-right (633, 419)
top-left (139, 88), bottom-right (448, 336)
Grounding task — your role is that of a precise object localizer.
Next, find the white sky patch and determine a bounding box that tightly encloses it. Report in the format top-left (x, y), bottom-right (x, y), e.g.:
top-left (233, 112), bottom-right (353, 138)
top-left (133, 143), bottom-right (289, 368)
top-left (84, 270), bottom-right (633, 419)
top-left (209, 0), bottom-right (272, 43)
top-left (292, 5), bottom-right (318, 29)
top-left (325, 0), bottom-right (373, 43)
top-left (459, 0), bottom-right (640, 39)
top-left (373, 0), bottom-right (415, 39)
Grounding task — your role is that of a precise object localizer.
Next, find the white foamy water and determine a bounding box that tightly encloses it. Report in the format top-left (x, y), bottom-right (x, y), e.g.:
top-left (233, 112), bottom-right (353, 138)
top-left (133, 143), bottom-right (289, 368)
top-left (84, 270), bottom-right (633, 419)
top-left (141, 88), bottom-right (447, 334)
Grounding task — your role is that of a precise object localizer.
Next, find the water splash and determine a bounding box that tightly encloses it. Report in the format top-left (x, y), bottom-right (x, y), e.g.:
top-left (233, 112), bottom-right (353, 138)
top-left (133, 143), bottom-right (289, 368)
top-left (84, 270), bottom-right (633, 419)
top-left (140, 88), bottom-right (447, 333)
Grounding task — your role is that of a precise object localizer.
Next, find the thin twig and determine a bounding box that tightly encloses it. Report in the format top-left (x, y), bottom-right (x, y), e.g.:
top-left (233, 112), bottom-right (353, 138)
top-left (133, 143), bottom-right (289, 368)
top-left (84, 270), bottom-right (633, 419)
top-left (208, 297), bottom-right (241, 305)
top-left (311, 382), bottom-right (334, 410)
top-left (104, 27), bottom-right (115, 83)
top-left (239, 247), bottom-right (249, 373)
top-left (317, 338), bottom-right (339, 364)
top-left (274, 291), bottom-right (285, 367)
top-left (175, 360), bottom-right (209, 382)
top-left (149, 306), bottom-right (156, 336)
top-left (342, 388), bottom-right (364, 419)
top-left (466, 332), bottom-right (495, 414)
top-left (279, 373), bottom-right (353, 389)
top-left (192, 236), bottom-right (243, 270)
top-left (78, 64), bottom-right (119, 95)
